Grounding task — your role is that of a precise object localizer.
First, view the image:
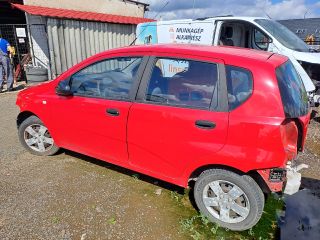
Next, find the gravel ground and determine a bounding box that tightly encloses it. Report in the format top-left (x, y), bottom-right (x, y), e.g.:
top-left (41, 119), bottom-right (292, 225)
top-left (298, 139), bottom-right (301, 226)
top-left (300, 115), bottom-right (320, 180)
top-left (0, 90), bottom-right (319, 240)
top-left (299, 112), bottom-right (320, 194)
top-left (0, 91), bottom-right (186, 240)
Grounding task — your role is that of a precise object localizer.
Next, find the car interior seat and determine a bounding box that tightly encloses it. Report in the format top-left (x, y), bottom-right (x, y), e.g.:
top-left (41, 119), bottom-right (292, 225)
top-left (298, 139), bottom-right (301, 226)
top-left (147, 66), bottom-right (167, 96)
top-left (168, 62), bottom-right (218, 108)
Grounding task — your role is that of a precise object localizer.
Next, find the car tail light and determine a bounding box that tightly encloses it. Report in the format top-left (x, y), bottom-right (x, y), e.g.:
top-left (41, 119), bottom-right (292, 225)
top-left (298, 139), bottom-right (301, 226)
top-left (280, 120), bottom-right (298, 160)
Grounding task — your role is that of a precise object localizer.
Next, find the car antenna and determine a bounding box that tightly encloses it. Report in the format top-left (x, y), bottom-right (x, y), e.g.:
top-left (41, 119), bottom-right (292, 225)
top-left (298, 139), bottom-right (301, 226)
top-left (129, 0), bottom-right (169, 46)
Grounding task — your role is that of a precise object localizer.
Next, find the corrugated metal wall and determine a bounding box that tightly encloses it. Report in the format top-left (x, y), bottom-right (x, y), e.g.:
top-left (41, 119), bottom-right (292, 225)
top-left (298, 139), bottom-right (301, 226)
top-left (47, 18), bottom-right (136, 79)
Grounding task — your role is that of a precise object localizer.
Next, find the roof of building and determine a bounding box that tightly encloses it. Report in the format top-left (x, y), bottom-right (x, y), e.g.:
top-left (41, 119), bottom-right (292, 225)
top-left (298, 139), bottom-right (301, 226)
top-left (279, 18), bottom-right (320, 22)
top-left (278, 18), bottom-right (320, 40)
top-left (12, 3), bottom-right (154, 25)
top-left (124, 0), bottom-right (149, 7)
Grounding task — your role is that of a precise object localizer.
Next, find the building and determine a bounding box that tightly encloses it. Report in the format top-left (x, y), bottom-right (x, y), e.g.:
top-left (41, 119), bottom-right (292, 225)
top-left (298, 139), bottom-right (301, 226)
top-left (0, 0), bottom-right (152, 81)
top-left (278, 18), bottom-right (320, 46)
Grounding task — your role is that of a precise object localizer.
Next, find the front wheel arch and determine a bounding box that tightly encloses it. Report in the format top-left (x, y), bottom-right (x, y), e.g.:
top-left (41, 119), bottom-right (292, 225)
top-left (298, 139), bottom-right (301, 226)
top-left (18, 115), bottom-right (60, 156)
top-left (17, 111), bottom-right (39, 128)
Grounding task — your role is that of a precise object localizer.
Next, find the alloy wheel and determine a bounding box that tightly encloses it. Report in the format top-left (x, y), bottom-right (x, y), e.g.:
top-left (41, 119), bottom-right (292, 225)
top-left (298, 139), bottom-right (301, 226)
top-left (23, 124), bottom-right (54, 153)
top-left (202, 180), bottom-right (250, 224)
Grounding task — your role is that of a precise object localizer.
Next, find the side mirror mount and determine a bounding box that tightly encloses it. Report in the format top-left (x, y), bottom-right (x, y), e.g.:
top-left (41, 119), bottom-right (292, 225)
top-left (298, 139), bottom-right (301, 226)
top-left (56, 80), bottom-right (73, 96)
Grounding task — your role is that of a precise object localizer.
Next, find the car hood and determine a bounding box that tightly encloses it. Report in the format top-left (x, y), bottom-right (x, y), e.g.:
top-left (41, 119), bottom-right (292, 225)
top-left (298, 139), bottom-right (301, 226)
top-left (292, 51), bottom-right (320, 64)
top-left (16, 81), bottom-right (55, 106)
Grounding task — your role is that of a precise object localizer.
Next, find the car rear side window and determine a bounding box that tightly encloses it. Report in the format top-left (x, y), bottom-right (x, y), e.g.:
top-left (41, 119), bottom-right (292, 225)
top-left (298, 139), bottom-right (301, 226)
top-left (276, 60), bottom-right (308, 117)
top-left (70, 57), bottom-right (142, 100)
top-left (226, 66), bottom-right (253, 110)
top-left (145, 58), bottom-right (219, 110)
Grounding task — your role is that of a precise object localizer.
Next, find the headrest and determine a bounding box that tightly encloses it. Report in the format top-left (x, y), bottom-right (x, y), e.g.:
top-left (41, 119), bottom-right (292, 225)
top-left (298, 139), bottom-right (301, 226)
top-left (151, 66), bottom-right (162, 78)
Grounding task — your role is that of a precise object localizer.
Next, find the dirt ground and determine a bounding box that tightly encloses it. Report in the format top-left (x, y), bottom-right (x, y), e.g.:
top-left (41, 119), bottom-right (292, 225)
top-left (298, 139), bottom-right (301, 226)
top-left (0, 91), bottom-right (187, 240)
top-left (0, 90), bottom-right (319, 240)
top-left (300, 115), bottom-right (320, 180)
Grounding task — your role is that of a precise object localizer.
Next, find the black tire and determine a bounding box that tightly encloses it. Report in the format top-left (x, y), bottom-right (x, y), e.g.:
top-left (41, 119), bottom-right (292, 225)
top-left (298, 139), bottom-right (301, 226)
top-left (18, 115), bottom-right (60, 156)
top-left (194, 169), bottom-right (264, 231)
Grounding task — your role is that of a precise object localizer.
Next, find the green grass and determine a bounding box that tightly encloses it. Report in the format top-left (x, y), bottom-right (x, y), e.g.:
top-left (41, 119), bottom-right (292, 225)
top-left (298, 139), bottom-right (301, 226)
top-left (51, 216), bottom-right (60, 224)
top-left (107, 217), bottom-right (117, 225)
top-left (132, 173), bottom-right (140, 181)
top-left (170, 190), bottom-right (283, 240)
top-left (248, 193), bottom-right (283, 239)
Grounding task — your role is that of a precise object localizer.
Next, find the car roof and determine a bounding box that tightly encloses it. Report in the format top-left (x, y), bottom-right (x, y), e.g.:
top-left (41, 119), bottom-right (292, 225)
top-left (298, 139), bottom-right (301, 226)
top-left (104, 44), bottom-right (287, 65)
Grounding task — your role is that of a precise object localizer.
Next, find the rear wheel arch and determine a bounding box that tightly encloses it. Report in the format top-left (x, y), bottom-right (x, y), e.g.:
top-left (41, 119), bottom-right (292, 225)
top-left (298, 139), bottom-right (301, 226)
top-left (188, 164), bottom-right (269, 194)
top-left (188, 164), bottom-right (245, 181)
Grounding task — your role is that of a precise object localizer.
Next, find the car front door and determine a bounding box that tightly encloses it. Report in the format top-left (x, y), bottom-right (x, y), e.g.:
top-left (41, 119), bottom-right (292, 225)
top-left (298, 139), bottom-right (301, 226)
top-left (50, 55), bottom-right (147, 164)
top-left (127, 55), bottom-right (229, 180)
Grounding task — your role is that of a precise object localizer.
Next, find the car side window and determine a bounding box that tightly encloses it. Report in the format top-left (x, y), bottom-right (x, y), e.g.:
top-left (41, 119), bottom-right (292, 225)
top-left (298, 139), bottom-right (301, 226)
top-left (70, 57), bottom-right (142, 100)
top-left (145, 58), bottom-right (219, 110)
top-left (226, 66), bottom-right (253, 110)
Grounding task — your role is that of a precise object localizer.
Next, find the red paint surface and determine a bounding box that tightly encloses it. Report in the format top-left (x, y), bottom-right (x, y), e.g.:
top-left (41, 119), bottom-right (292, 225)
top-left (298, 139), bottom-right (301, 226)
top-left (257, 169), bottom-right (284, 192)
top-left (16, 44), bottom-right (310, 191)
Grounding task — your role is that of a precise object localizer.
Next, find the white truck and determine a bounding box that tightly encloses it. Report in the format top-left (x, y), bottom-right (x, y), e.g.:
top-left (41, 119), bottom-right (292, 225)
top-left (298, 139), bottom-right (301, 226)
top-left (136, 16), bottom-right (320, 106)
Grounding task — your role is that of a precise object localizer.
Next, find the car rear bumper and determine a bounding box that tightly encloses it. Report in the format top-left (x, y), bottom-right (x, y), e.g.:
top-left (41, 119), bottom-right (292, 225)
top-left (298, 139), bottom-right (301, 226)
top-left (257, 160), bottom-right (308, 194)
top-left (257, 168), bottom-right (286, 192)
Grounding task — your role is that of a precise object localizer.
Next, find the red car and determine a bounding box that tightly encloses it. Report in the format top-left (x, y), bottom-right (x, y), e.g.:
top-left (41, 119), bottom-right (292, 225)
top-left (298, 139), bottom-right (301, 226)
top-left (16, 44), bottom-right (310, 230)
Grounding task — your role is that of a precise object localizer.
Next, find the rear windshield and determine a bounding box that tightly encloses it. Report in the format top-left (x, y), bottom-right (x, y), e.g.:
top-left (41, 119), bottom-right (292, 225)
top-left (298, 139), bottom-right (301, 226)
top-left (276, 61), bottom-right (309, 118)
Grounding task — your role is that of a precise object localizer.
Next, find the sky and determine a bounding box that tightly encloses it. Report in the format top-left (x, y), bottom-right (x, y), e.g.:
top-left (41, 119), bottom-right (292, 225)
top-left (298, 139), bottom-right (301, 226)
top-left (143, 0), bottom-right (320, 20)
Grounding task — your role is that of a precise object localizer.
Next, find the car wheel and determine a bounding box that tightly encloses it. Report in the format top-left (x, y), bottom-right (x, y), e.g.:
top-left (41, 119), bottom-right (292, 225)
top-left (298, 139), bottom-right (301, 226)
top-left (194, 169), bottom-right (264, 231)
top-left (18, 115), bottom-right (60, 156)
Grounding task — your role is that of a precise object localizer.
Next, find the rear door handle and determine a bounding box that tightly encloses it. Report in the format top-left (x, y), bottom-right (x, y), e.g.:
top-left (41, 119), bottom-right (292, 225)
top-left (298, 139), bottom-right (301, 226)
top-left (195, 120), bottom-right (216, 129)
top-left (106, 108), bottom-right (120, 116)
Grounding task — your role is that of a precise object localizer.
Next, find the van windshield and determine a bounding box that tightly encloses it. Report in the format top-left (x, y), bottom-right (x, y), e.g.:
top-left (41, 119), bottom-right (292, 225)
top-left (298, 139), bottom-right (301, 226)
top-left (255, 19), bottom-right (309, 52)
top-left (276, 61), bottom-right (309, 118)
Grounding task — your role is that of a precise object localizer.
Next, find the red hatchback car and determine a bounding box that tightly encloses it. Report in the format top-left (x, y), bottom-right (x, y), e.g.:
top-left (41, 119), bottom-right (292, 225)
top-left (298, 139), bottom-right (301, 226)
top-left (16, 44), bottom-right (310, 230)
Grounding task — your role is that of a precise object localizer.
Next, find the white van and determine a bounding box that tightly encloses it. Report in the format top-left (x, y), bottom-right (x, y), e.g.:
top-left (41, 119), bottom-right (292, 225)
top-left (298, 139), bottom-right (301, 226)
top-left (136, 17), bottom-right (320, 105)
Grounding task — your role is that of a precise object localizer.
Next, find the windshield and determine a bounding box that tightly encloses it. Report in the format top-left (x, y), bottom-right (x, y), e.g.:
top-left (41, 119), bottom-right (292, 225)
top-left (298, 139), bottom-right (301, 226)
top-left (255, 19), bottom-right (309, 52)
top-left (276, 61), bottom-right (309, 118)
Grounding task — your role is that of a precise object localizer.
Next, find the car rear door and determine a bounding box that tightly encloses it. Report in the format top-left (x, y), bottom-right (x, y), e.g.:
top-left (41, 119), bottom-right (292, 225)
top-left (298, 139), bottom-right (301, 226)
top-left (50, 55), bottom-right (148, 164)
top-left (127, 54), bottom-right (229, 181)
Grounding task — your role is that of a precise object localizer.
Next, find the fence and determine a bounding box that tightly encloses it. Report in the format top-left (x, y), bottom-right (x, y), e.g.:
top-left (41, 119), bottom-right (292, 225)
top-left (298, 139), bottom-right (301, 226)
top-left (0, 24), bottom-right (47, 81)
top-left (47, 18), bottom-right (136, 79)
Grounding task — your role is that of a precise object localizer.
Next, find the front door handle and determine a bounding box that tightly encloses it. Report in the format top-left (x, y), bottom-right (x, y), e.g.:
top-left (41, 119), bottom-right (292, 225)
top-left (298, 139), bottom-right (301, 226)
top-left (106, 108), bottom-right (120, 116)
top-left (195, 120), bottom-right (216, 129)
